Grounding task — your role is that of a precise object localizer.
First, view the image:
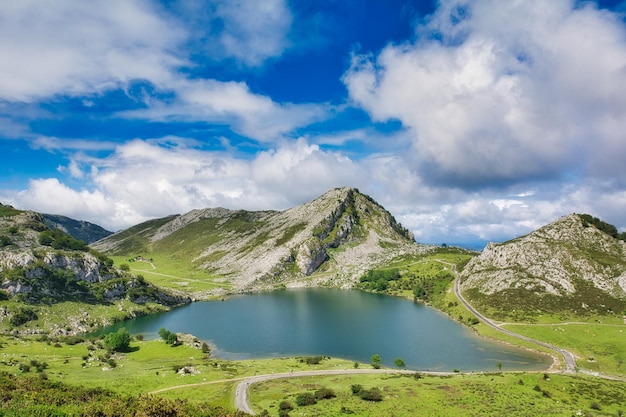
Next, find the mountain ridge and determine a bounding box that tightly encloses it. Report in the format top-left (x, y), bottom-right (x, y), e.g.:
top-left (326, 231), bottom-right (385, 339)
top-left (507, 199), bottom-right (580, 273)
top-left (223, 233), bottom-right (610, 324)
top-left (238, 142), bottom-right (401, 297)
top-left (460, 213), bottom-right (626, 319)
top-left (91, 187), bottom-right (425, 291)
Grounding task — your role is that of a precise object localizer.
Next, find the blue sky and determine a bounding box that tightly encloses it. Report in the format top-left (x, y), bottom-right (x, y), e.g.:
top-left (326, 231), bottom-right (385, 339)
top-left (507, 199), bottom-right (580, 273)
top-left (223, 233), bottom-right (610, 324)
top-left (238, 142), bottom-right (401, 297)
top-left (2, 0), bottom-right (626, 248)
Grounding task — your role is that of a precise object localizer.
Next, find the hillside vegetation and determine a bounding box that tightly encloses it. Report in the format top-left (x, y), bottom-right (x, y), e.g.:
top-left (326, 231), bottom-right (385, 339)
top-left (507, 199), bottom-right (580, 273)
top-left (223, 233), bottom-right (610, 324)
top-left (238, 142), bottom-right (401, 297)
top-left (0, 206), bottom-right (189, 335)
top-left (92, 188), bottom-right (428, 294)
top-left (42, 213), bottom-right (113, 244)
top-left (461, 213), bottom-right (626, 322)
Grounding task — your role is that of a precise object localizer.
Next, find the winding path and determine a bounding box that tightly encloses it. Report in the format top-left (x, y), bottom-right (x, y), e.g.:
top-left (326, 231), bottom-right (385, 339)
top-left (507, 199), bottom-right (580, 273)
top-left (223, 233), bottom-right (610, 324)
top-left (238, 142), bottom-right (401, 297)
top-left (444, 262), bottom-right (577, 372)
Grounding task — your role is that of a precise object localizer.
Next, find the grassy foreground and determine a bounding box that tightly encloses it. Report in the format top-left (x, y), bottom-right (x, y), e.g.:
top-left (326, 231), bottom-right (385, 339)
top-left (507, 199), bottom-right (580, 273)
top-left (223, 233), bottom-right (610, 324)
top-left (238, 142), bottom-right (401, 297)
top-left (249, 372), bottom-right (626, 417)
top-left (1, 334), bottom-right (626, 416)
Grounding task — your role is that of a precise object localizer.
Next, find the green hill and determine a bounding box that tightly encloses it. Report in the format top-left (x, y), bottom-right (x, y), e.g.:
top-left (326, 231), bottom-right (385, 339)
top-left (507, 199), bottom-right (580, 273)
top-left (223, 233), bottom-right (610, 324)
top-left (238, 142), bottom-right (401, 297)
top-left (460, 214), bottom-right (626, 321)
top-left (92, 188), bottom-right (426, 294)
top-left (42, 213), bottom-right (113, 244)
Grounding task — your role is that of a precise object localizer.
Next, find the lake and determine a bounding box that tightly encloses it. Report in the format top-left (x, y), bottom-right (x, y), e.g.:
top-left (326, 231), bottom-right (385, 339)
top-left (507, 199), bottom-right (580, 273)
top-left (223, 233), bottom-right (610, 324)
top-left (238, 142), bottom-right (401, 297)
top-left (100, 288), bottom-right (550, 371)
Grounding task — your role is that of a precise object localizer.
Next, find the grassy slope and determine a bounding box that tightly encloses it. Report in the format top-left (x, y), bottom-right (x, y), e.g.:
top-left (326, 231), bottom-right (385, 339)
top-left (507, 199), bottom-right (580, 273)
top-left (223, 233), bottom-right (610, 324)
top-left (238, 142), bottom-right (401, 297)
top-left (2, 336), bottom-right (625, 417)
top-left (0, 299), bottom-right (169, 335)
top-left (110, 255), bottom-right (227, 293)
top-left (249, 372), bottom-right (625, 417)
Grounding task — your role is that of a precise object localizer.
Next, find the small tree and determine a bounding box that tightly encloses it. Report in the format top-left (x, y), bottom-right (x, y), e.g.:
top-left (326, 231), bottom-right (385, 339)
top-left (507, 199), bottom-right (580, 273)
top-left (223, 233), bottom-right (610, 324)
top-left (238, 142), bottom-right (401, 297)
top-left (371, 354), bottom-right (381, 369)
top-left (158, 327), bottom-right (178, 345)
top-left (104, 328), bottom-right (130, 352)
top-left (394, 358), bottom-right (406, 369)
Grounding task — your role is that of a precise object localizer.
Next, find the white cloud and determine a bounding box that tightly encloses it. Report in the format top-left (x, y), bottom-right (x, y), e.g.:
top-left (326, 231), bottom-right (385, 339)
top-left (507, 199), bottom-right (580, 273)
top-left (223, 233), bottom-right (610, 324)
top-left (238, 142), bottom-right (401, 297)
top-left (343, 0), bottom-right (626, 186)
top-left (121, 79), bottom-right (328, 141)
top-left (214, 0), bottom-right (292, 66)
top-left (0, 0), bottom-right (185, 102)
top-left (0, 1), bottom-right (306, 143)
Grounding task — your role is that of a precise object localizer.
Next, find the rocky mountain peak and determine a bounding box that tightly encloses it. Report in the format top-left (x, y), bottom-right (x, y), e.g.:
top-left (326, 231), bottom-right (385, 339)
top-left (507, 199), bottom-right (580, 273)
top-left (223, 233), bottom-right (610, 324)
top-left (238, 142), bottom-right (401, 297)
top-left (91, 187), bottom-right (423, 291)
top-left (460, 213), bottom-right (626, 318)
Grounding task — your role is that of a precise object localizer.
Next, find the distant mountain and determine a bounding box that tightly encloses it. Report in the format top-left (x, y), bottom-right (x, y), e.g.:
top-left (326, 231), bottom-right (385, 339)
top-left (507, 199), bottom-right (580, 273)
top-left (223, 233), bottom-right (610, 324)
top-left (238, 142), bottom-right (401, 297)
top-left (460, 213), bottom-right (626, 320)
top-left (92, 187), bottom-right (427, 291)
top-left (42, 213), bottom-right (113, 244)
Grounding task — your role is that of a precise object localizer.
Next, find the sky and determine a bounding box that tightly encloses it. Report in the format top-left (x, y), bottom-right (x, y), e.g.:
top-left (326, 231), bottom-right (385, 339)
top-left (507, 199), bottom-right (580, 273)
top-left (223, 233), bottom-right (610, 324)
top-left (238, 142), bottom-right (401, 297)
top-left (2, 0), bottom-right (626, 249)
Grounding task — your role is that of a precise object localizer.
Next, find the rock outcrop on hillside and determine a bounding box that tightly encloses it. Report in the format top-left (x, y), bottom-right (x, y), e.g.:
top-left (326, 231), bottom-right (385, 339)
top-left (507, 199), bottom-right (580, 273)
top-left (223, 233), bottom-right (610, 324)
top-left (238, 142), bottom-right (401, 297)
top-left (0, 208), bottom-right (187, 307)
top-left (92, 187), bottom-right (427, 290)
top-left (460, 214), bottom-right (626, 316)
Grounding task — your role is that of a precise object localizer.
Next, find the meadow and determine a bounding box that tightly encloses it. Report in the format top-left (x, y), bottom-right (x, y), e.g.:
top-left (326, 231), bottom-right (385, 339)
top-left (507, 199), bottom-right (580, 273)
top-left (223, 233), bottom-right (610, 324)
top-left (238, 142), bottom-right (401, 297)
top-left (248, 371), bottom-right (626, 417)
top-left (2, 334), bottom-right (625, 416)
top-left (109, 255), bottom-right (228, 294)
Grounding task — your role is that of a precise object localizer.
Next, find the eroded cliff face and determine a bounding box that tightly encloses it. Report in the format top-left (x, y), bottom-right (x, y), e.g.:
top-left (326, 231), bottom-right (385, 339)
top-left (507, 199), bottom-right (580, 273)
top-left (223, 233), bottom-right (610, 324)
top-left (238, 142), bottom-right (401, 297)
top-left (461, 214), bottom-right (626, 303)
top-left (1, 211), bottom-right (113, 297)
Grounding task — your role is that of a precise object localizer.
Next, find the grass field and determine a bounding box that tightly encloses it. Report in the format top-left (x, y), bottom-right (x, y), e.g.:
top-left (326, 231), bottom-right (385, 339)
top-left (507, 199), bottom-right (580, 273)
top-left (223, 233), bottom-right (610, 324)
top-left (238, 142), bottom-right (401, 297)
top-left (110, 255), bottom-right (229, 293)
top-left (502, 322), bottom-right (626, 376)
top-left (0, 335), bottom-right (359, 398)
top-left (248, 372), bottom-right (626, 417)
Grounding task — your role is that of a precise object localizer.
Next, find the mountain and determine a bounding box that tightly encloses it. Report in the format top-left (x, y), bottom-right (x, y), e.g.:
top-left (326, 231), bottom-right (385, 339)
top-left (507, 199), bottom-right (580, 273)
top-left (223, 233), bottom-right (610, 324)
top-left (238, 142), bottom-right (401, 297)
top-left (91, 187), bottom-right (426, 291)
top-left (0, 204), bottom-right (189, 334)
top-left (42, 213), bottom-right (113, 244)
top-left (460, 213), bottom-right (626, 320)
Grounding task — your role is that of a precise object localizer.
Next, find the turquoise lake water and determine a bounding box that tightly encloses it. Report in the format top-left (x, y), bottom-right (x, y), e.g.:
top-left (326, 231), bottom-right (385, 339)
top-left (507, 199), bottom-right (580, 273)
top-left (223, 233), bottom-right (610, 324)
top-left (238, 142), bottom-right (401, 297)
top-left (100, 288), bottom-right (551, 371)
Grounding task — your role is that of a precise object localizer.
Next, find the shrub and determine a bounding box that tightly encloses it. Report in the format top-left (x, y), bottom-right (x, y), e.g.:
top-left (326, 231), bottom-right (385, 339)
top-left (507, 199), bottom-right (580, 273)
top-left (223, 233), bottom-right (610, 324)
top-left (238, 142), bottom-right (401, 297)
top-left (103, 328), bottom-right (130, 352)
top-left (301, 356), bottom-right (324, 365)
top-left (351, 384), bottom-right (363, 395)
top-left (9, 307), bottom-right (38, 327)
top-left (295, 392), bottom-right (317, 406)
top-left (359, 387), bottom-right (383, 402)
top-left (279, 401), bottom-right (293, 411)
top-left (314, 387), bottom-right (336, 400)
top-left (0, 235), bottom-right (12, 247)
top-left (158, 327), bottom-right (179, 346)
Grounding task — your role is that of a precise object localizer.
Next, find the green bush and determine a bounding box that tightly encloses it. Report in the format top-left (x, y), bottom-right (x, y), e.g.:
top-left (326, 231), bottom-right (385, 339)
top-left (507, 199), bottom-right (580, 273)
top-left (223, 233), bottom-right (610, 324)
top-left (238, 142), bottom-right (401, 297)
top-left (158, 327), bottom-right (179, 345)
top-left (279, 401), bottom-right (293, 411)
top-left (9, 307), bottom-right (38, 327)
top-left (314, 387), bottom-right (336, 400)
top-left (359, 387), bottom-right (383, 402)
top-left (38, 228), bottom-right (88, 251)
top-left (103, 328), bottom-right (130, 352)
top-left (295, 392), bottom-right (317, 406)
top-left (351, 384), bottom-right (363, 395)
top-left (0, 235), bottom-right (12, 247)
